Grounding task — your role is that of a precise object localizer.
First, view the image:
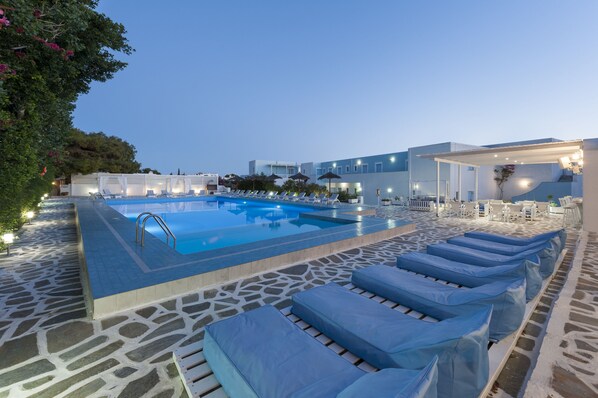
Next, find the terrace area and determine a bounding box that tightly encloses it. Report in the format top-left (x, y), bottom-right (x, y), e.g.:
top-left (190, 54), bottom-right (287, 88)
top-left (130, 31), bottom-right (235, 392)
top-left (0, 198), bottom-right (595, 397)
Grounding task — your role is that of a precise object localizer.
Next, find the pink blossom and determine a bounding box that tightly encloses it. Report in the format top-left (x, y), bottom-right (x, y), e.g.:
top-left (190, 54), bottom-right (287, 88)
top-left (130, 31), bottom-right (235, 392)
top-left (44, 42), bottom-right (62, 51)
top-left (0, 64), bottom-right (9, 73)
top-left (33, 9), bottom-right (42, 18)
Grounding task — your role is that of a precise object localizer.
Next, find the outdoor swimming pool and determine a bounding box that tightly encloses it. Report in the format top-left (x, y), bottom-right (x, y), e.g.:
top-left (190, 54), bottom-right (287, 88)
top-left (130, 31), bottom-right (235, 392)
top-left (109, 197), bottom-right (343, 254)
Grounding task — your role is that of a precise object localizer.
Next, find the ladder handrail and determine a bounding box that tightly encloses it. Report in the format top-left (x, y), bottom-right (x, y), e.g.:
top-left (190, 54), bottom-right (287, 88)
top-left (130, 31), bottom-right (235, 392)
top-left (138, 213), bottom-right (177, 249)
top-left (135, 212), bottom-right (154, 242)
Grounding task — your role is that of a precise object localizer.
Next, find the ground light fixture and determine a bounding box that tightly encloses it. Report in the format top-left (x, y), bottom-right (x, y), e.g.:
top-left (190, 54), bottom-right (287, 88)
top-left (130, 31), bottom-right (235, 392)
top-left (2, 233), bottom-right (14, 255)
top-left (44, 193), bottom-right (49, 198)
top-left (25, 211), bottom-right (34, 224)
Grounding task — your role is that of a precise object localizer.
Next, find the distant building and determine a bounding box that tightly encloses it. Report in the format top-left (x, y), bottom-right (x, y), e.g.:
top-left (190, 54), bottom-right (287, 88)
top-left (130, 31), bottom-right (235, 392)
top-left (248, 160), bottom-right (299, 178)
top-left (297, 138), bottom-right (582, 205)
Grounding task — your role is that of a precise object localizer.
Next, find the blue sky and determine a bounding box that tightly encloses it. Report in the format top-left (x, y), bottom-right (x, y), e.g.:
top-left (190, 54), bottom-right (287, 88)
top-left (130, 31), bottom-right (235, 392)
top-left (73, 1), bottom-right (598, 175)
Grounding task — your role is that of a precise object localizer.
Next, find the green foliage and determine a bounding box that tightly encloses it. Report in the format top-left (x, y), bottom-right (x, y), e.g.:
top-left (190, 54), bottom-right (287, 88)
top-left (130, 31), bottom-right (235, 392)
top-left (141, 167), bottom-right (161, 175)
top-left (57, 129), bottom-right (141, 181)
top-left (337, 191), bottom-right (357, 202)
top-left (280, 180), bottom-right (327, 195)
top-left (236, 174), bottom-right (278, 192)
top-left (0, 1), bottom-right (132, 234)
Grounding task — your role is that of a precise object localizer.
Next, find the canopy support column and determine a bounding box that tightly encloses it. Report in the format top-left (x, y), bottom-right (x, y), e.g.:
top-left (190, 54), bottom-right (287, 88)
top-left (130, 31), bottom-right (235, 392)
top-left (436, 161), bottom-right (440, 217)
top-left (474, 167), bottom-right (479, 201)
top-left (457, 165), bottom-right (462, 202)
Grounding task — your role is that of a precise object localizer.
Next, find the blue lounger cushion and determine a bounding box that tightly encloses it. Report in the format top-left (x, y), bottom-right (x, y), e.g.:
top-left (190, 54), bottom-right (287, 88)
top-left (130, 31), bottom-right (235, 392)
top-left (397, 252), bottom-right (538, 287)
top-left (464, 229), bottom-right (566, 253)
top-left (446, 236), bottom-right (558, 278)
top-left (338, 363), bottom-right (439, 398)
top-left (292, 283), bottom-right (490, 398)
top-left (397, 253), bottom-right (526, 287)
top-left (352, 265), bottom-right (526, 341)
top-left (204, 305), bottom-right (439, 398)
top-left (427, 243), bottom-right (542, 300)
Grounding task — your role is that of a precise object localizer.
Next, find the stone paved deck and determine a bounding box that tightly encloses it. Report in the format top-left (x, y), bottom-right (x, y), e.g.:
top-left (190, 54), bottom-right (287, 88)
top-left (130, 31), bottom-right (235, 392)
top-left (0, 199), bottom-right (584, 397)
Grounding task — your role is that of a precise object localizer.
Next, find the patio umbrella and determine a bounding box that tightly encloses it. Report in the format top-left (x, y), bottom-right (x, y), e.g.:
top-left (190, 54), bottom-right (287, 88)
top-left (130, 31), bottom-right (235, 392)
top-left (289, 172), bottom-right (310, 183)
top-left (318, 171), bottom-right (341, 192)
top-left (266, 173), bottom-right (282, 181)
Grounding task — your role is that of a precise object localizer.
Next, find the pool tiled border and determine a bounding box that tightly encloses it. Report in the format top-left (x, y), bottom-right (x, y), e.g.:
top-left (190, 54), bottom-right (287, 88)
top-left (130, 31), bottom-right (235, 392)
top-left (75, 197), bottom-right (414, 318)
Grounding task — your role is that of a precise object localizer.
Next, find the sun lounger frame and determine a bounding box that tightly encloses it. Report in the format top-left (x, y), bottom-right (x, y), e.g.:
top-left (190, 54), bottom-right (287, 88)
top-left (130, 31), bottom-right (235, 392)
top-left (173, 248), bottom-right (566, 398)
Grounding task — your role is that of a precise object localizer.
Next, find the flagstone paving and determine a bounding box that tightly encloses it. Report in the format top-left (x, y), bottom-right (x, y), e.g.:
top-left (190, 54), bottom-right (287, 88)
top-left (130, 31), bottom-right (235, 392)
top-left (0, 199), bottom-right (583, 397)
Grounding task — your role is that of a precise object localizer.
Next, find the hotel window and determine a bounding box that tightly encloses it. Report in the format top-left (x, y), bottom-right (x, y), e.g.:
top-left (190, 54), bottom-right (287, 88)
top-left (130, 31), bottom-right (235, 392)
top-left (354, 164), bottom-right (358, 172)
top-left (362, 164), bottom-right (368, 173)
top-left (316, 168), bottom-right (322, 176)
top-left (337, 166), bottom-right (342, 175)
top-left (468, 166), bottom-right (475, 171)
top-left (328, 167), bottom-right (332, 172)
top-left (346, 165), bottom-right (350, 173)
top-left (375, 162), bottom-right (382, 173)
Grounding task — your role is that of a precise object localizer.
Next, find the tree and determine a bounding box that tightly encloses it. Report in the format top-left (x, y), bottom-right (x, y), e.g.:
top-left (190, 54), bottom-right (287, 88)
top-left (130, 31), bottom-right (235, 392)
top-left (141, 167), bottom-right (160, 175)
top-left (56, 129), bottom-right (141, 181)
top-left (494, 165), bottom-right (515, 200)
top-left (0, 1), bottom-right (132, 233)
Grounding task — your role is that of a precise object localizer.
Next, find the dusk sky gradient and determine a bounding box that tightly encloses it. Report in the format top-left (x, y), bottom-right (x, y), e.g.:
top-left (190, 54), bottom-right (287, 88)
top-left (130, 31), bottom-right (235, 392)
top-left (73, 1), bottom-right (598, 175)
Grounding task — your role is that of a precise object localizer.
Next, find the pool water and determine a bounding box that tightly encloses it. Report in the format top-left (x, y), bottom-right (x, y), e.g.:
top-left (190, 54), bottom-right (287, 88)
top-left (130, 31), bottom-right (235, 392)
top-left (109, 197), bottom-right (342, 254)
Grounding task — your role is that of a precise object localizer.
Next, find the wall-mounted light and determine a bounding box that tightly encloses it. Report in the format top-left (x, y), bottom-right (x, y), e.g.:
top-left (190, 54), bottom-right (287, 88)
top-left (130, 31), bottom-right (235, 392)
top-left (332, 163), bottom-right (337, 168)
top-left (356, 160), bottom-right (362, 165)
top-left (390, 156), bottom-right (395, 163)
top-left (387, 188), bottom-right (392, 193)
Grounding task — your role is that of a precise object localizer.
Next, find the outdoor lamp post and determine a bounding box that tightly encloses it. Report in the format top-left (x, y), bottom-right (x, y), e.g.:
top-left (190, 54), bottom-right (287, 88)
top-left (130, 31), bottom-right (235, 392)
top-left (26, 211), bottom-right (34, 224)
top-left (2, 233), bottom-right (14, 255)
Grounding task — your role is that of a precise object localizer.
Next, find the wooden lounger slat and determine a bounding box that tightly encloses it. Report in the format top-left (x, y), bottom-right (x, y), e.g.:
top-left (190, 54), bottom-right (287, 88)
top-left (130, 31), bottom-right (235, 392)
top-left (204, 388), bottom-right (227, 398)
top-left (185, 363), bottom-right (212, 383)
top-left (180, 351), bottom-right (206, 369)
top-left (189, 374), bottom-right (221, 397)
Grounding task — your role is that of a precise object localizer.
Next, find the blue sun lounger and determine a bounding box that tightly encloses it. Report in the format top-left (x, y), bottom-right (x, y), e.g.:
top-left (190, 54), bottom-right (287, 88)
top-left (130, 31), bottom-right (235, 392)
top-left (204, 305), bottom-right (439, 398)
top-left (396, 251), bottom-right (529, 287)
top-left (464, 229), bottom-right (566, 253)
top-left (426, 244), bottom-right (542, 300)
top-left (446, 236), bottom-right (558, 278)
top-left (292, 283), bottom-right (491, 398)
top-left (352, 265), bottom-right (526, 341)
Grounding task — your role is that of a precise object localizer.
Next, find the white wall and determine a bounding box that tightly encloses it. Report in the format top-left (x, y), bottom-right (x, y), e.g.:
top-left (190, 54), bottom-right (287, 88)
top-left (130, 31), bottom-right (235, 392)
top-left (71, 173), bottom-right (218, 197)
top-left (500, 164), bottom-right (561, 200)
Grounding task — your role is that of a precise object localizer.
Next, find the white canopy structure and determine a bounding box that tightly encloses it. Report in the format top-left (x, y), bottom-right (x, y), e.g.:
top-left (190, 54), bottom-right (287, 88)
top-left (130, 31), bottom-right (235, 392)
top-left (419, 140), bottom-right (584, 216)
top-left (70, 172), bottom-right (220, 197)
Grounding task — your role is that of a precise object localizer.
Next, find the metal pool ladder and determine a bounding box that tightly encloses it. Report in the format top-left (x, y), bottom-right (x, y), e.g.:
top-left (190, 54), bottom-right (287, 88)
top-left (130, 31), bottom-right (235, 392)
top-left (135, 212), bottom-right (177, 249)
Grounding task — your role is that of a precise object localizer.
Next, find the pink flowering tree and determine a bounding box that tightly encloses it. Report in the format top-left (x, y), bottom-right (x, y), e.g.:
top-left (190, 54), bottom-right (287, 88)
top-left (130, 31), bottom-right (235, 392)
top-left (0, 0), bottom-right (132, 232)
